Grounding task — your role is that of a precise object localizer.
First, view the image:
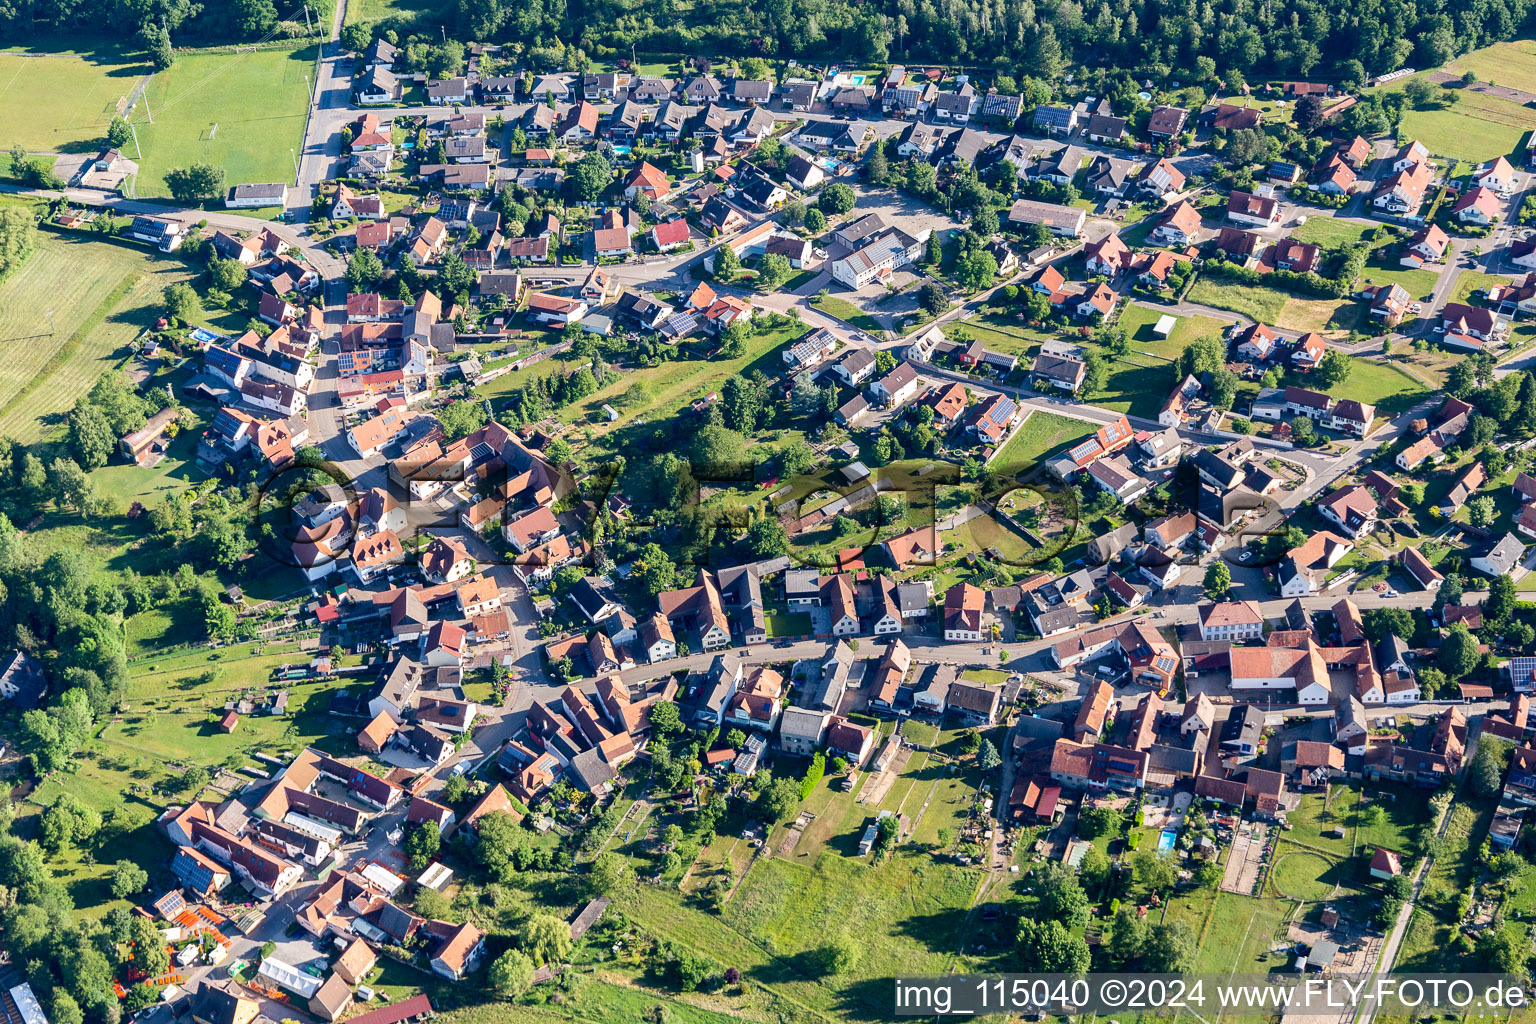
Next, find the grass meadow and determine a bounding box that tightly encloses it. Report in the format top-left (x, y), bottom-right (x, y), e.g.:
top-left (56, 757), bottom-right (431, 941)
top-left (0, 223), bottom-right (196, 443)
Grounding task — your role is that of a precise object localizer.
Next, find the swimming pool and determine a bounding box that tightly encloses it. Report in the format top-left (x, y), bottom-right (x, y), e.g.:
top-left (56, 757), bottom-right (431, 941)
top-left (850, 74), bottom-right (866, 85)
top-left (610, 144), bottom-right (632, 156)
top-left (189, 327), bottom-right (226, 345)
top-left (1157, 829), bottom-right (1178, 853)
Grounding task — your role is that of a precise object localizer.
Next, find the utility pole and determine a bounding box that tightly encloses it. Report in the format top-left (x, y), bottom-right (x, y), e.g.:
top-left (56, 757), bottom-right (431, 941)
top-left (143, 94), bottom-right (153, 124)
top-left (129, 121), bottom-right (143, 160)
top-left (291, 148), bottom-right (299, 184)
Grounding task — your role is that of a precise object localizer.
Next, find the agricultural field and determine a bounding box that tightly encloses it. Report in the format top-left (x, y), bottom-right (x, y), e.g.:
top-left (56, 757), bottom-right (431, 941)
top-left (0, 47), bottom-right (150, 155)
top-left (133, 44), bottom-right (317, 197)
top-left (0, 223), bottom-right (196, 443)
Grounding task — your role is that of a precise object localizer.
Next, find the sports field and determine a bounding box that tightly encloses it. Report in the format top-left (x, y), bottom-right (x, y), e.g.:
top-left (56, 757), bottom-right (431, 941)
top-left (0, 226), bottom-right (192, 443)
top-left (132, 44), bottom-right (316, 198)
top-left (0, 49), bottom-right (151, 154)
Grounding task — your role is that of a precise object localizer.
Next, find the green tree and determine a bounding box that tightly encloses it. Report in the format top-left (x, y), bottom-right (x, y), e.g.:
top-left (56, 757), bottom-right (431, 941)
top-left (1437, 622), bottom-right (1481, 679)
top-left (474, 810), bottom-right (527, 882)
top-left (1468, 739), bottom-right (1508, 798)
top-left (438, 399), bottom-right (488, 440)
top-left (1203, 561), bottom-right (1231, 600)
top-left (147, 24), bottom-right (174, 70)
top-left (1487, 574), bottom-right (1517, 624)
top-left (1035, 862), bottom-right (1091, 929)
top-left (746, 516), bottom-right (787, 558)
top-left (519, 912), bottom-right (573, 966)
top-left (821, 936), bottom-right (862, 976)
top-left (208, 255), bottom-right (248, 292)
top-left (130, 915), bottom-right (170, 980)
top-left (107, 116), bottom-right (132, 149)
top-left (110, 859), bottom-right (148, 899)
top-left (1363, 607), bottom-right (1415, 643)
top-left (818, 183), bottom-right (856, 216)
top-left (347, 246), bottom-right (385, 290)
top-left (647, 700), bottom-right (683, 736)
top-left (0, 206), bottom-right (39, 277)
top-left (1476, 925), bottom-right (1526, 973)
top-left (66, 403), bottom-right (115, 470)
top-left (756, 252), bottom-right (792, 290)
top-left (1016, 918), bottom-right (1089, 973)
top-left (403, 820), bottom-right (441, 870)
top-left (1143, 920), bottom-right (1199, 972)
top-left (1133, 846), bottom-right (1179, 892)
top-left (955, 247), bottom-right (998, 291)
top-left (976, 739), bottom-right (1001, 771)
top-left (755, 776), bottom-right (800, 822)
top-left (588, 852), bottom-right (628, 896)
top-left (1402, 76), bottom-right (1437, 109)
top-left (635, 542), bottom-right (679, 596)
top-left (488, 948), bottom-right (535, 997)
top-left (162, 282), bottom-right (201, 322)
top-left (1078, 805), bottom-right (1122, 839)
top-left (804, 207), bottom-right (827, 233)
top-left (570, 150), bottom-right (613, 202)
top-left (1315, 349), bottom-right (1353, 387)
top-left (164, 163), bottom-right (226, 205)
top-left (918, 281), bottom-right (948, 314)
top-left (49, 992), bottom-right (82, 1024)
top-left (1108, 904), bottom-right (1147, 964)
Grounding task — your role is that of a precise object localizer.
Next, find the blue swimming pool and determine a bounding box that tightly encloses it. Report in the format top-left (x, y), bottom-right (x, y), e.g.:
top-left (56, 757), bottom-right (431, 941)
top-left (189, 327), bottom-right (226, 345)
top-left (1158, 829), bottom-right (1177, 853)
top-left (610, 144), bottom-right (632, 156)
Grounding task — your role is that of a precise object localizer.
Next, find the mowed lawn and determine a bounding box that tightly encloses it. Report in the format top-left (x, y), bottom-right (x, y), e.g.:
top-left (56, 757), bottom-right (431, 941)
top-left (0, 226), bottom-right (194, 443)
top-left (0, 49), bottom-right (150, 154)
top-left (1118, 301), bottom-right (1233, 359)
top-left (1325, 359), bottom-right (1431, 412)
top-left (991, 410), bottom-right (1097, 476)
top-left (133, 44), bottom-right (316, 197)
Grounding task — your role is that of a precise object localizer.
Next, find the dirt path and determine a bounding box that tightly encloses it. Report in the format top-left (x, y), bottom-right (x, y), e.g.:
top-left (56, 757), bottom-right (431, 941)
top-left (327, 0), bottom-right (346, 41)
top-left (1427, 70), bottom-right (1536, 106)
top-left (857, 746), bottom-right (911, 805)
